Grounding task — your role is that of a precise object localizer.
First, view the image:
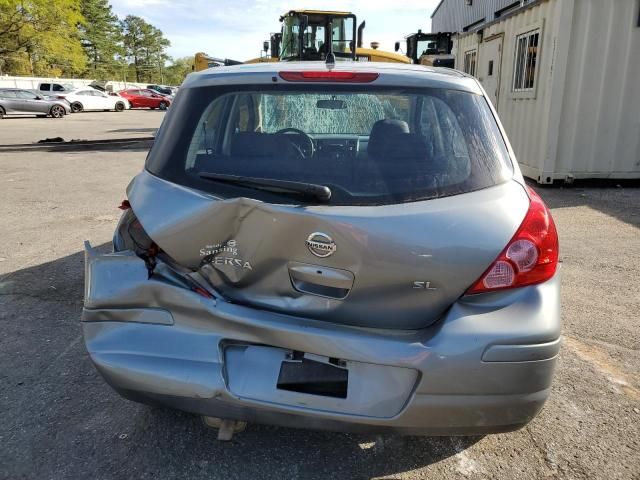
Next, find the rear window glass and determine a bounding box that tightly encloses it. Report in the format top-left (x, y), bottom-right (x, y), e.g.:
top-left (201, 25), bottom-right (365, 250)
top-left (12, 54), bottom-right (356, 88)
top-left (147, 85), bottom-right (512, 206)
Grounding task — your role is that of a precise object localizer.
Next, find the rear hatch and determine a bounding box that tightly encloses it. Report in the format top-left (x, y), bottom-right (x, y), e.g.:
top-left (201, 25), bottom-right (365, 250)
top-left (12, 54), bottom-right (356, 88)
top-left (130, 173), bottom-right (527, 329)
top-left (130, 72), bottom-right (525, 329)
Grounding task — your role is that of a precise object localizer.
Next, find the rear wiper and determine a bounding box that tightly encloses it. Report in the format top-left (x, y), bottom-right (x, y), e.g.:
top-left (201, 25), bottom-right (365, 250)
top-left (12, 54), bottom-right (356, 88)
top-left (198, 172), bottom-right (332, 203)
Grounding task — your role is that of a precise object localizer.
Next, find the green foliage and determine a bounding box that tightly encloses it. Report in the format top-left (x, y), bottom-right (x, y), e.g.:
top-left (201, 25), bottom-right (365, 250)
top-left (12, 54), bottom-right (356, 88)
top-left (121, 15), bottom-right (170, 83)
top-left (164, 56), bottom-right (192, 86)
top-left (0, 0), bottom-right (87, 76)
top-left (78, 0), bottom-right (124, 78)
top-left (0, 0), bottom-right (174, 83)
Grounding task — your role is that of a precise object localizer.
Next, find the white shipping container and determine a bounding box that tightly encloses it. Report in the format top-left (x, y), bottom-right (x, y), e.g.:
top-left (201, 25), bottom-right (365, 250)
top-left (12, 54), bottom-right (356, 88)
top-left (454, 0), bottom-right (640, 183)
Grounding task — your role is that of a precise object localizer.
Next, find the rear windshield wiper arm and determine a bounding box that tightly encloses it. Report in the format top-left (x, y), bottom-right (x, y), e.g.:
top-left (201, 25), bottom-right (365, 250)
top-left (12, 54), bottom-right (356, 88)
top-left (198, 172), bottom-right (332, 203)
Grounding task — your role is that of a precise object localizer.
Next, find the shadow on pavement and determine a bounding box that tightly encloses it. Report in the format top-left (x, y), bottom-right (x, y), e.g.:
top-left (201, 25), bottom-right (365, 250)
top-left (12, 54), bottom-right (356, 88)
top-left (0, 245), bottom-right (482, 479)
top-left (0, 139), bottom-right (153, 153)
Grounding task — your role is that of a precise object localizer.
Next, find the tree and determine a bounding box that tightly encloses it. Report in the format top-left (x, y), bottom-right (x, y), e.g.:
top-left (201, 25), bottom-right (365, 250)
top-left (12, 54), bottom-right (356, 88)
top-left (78, 0), bottom-right (123, 78)
top-left (0, 0), bottom-right (87, 76)
top-left (164, 56), bottom-right (192, 86)
top-left (121, 15), bottom-right (170, 83)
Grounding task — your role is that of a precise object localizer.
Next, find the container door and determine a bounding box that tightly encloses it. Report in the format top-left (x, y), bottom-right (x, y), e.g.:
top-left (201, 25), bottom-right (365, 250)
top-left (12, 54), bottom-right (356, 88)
top-left (478, 36), bottom-right (503, 110)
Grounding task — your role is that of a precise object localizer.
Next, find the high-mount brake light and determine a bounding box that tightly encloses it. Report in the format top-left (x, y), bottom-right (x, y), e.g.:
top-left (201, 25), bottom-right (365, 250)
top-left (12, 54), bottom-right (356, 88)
top-left (466, 186), bottom-right (559, 294)
top-left (278, 71), bottom-right (379, 83)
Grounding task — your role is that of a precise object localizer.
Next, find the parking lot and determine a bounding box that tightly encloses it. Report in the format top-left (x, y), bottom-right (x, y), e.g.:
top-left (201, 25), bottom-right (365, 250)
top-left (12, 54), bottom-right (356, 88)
top-left (0, 113), bottom-right (638, 479)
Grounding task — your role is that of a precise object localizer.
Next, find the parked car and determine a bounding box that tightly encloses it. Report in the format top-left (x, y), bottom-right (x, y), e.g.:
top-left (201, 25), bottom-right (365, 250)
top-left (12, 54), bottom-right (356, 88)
top-left (146, 88), bottom-right (174, 101)
top-left (64, 88), bottom-right (130, 112)
top-left (117, 89), bottom-right (171, 110)
top-left (38, 82), bottom-right (74, 94)
top-left (83, 62), bottom-right (560, 437)
top-left (146, 84), bottom-right (173, 96)
top-left (0, 88), bottom-right (70, 118)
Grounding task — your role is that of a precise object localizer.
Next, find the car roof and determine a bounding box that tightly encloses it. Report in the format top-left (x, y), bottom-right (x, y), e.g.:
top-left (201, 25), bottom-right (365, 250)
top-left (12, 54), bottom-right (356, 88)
top-left (183, 61), bottom-right (481, 94)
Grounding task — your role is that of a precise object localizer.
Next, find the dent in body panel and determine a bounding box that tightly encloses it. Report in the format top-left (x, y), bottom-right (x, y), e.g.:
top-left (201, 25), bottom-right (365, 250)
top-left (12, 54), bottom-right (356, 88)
top-left (81, 243), bottom-right (560, 428)
top-left (83, 234), bottom-right (560, 399)
top-left (126, 171), bottom-right (530, 329)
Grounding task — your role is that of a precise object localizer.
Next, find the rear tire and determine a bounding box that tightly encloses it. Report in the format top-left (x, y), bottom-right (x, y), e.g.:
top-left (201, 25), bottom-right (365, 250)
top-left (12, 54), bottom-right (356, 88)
top-left (71, 102), bottom-right (83, 113)
top-left (115, 102), bottom-right (125, 112)
top-left (0, 106), bottom-right (5, 119)
top-left (158, 101), bottom-right (168, 111)
top-left (50, 105), bottom-right (65, 118)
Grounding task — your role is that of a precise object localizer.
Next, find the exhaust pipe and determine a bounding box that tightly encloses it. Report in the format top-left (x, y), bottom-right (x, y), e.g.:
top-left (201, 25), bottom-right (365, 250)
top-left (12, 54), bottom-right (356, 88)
top-left (357, 21), bottom-right (366, 48)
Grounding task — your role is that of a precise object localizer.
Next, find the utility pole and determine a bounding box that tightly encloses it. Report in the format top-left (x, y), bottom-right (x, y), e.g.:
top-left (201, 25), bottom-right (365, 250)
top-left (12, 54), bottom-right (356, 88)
top-left (158, 49), bottom-right (164, 84)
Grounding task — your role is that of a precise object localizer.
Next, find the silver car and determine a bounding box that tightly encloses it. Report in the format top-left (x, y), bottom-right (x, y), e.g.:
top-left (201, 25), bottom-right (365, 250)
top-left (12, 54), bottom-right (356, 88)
top-left (82, 62), bottom-right (561, 436)
top-left (0, 88), bottom-right (70, 118)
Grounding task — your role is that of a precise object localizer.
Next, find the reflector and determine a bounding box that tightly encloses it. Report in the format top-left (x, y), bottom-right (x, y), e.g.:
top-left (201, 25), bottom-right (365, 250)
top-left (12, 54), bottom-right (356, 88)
top-left (483, 260), bottom-right (515, 289)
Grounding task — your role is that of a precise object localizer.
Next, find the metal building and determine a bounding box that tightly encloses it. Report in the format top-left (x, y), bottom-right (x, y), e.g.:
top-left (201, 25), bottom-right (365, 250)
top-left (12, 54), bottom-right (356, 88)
top-left (434, 0), bottom-right (640, 183)
top-left (432, 0), bottom-right (535, 33)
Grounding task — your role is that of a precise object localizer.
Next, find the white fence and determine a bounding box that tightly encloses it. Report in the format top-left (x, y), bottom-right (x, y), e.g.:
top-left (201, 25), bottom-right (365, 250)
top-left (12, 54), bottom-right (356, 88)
top-left (0, 75), bottom-right (148, 92)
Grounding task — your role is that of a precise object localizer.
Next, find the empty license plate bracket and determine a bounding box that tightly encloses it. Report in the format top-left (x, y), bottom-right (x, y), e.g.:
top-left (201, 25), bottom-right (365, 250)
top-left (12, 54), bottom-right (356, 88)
top-left (277, 354), bottom-right (348, 398)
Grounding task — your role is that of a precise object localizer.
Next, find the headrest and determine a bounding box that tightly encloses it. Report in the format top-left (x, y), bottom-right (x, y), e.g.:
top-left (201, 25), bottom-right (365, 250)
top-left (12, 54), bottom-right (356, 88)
top-left (230, 133), bottom-right (279, 157)
top-left (368, 119), bottom-right (428, 160)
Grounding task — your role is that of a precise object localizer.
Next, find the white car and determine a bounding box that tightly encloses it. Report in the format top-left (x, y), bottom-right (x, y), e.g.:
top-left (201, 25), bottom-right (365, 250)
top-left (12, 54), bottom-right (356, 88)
top-left (65, 88), bottom-right (130, 113)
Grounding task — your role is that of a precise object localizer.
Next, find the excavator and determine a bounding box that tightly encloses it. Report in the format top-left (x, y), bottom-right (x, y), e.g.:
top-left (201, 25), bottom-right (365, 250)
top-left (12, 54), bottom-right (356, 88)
top-left (193, 10), bottom-right (410, 72)
top-left (396, 30), bottom-right (455, 67)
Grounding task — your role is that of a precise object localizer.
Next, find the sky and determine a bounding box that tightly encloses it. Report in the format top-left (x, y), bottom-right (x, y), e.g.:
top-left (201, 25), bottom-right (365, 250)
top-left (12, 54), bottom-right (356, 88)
top-left (109, 0), bottom-right (441, 62)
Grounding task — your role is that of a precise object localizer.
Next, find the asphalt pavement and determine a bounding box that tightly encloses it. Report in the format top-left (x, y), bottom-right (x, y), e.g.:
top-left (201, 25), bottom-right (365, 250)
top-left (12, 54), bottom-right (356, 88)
top-left (0, 109), bottom-right (163, 144)
top-left (0, 118), bottom-right (638, 479)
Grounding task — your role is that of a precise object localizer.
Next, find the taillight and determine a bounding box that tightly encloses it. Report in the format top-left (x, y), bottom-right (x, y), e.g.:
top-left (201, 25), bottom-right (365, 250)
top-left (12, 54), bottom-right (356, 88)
top-left (466, 186), bottom-right (559, 294)
top-left (118, 199), bottom-right (131, 210)
top-left (278, 71), bottom-right (379, 83)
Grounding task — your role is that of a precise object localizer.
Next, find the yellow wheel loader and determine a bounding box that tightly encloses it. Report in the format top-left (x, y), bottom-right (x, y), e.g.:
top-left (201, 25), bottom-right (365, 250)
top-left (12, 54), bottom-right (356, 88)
top-left (193, 10), bottom-right (410, 72)
top-left (396, 30), bottom-right (455, 68)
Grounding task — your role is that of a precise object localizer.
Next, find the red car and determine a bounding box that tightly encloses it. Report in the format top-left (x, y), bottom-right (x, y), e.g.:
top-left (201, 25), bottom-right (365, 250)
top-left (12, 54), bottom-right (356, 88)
top-left (118, 89), bottom-right (171, 110)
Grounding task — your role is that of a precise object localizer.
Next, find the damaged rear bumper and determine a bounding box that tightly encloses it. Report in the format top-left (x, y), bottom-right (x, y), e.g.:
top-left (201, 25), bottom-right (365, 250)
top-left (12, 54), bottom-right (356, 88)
top-left (82, 242), bottom-right (561, 435)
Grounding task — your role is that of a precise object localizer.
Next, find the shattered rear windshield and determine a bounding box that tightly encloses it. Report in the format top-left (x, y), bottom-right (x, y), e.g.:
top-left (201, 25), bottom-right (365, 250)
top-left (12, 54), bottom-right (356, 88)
top-left (146, 85), bottom-right (513, 206)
